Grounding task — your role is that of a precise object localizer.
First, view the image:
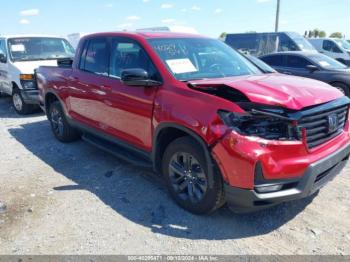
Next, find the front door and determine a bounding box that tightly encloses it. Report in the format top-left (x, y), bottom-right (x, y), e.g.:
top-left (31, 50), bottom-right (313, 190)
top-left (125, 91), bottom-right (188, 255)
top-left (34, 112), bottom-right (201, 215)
top-left (100, 37), bottom-right (161, 150)
top-left (281, 55), bottom-right (313, 78)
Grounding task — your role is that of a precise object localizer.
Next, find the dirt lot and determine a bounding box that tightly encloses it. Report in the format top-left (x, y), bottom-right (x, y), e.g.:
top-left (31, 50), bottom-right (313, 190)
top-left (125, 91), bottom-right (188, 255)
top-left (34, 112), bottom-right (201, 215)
top-left (0, 96), bottom-right (349, 255)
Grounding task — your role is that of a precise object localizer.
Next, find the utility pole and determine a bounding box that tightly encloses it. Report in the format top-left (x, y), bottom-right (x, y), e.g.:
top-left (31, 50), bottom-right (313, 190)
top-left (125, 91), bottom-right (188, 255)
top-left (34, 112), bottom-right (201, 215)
top-left (275, 0), bottom-right (280, 32)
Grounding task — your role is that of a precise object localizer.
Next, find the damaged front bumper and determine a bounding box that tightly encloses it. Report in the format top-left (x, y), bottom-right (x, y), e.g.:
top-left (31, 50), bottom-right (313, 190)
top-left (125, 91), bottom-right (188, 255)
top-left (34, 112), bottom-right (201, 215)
top-left (212, 127), bottom-right (350, 212)
top-left (224, 141), bottom-right (350, 213)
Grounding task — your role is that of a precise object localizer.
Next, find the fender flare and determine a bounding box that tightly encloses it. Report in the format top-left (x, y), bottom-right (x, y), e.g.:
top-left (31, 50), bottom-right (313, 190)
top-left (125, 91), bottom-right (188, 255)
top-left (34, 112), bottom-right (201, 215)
top-left (44, 90), bottom-right (68, 116)
top-left (152, 122), bottom-right (217, 188)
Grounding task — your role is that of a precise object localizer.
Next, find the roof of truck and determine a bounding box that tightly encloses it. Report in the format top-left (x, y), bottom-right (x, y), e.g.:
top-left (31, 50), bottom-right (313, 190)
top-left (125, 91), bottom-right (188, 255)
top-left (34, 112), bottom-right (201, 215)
top-left (85, 31), bottom-right (207, 39)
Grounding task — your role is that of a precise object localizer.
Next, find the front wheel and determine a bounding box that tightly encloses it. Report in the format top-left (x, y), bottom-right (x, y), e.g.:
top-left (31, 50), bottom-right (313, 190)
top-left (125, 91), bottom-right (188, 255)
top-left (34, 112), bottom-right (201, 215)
top-left (12, 89), bottom-right (35, 115)
top-left (49, 101), bottom-right (80, 143)
top-left (162, 137), bottom-right (225, 214)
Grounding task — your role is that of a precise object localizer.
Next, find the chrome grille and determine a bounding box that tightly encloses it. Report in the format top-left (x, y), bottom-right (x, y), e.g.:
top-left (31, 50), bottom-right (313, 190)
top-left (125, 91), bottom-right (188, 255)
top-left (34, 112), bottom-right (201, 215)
top-left (298, 105), bottom-right (348, 149)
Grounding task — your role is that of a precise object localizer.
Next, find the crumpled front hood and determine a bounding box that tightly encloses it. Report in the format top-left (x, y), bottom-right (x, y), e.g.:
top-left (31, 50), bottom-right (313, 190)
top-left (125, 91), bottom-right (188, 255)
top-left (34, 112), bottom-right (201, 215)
top-left (189, 73), bottom-right (343, 110)
top-left (13, 60), bottom-right (58, 74)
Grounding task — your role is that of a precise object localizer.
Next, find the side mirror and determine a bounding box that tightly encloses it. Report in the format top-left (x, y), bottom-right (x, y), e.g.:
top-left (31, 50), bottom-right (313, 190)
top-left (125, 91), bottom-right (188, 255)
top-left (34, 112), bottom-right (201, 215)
top-left (121, 68), bottom-right (161, 87)
top-left (0, 53), bottom-right (7, 63)
top-left (57, 57), bottom-right (73, 68)
top-left (306, 65), bottom-right (319, 73)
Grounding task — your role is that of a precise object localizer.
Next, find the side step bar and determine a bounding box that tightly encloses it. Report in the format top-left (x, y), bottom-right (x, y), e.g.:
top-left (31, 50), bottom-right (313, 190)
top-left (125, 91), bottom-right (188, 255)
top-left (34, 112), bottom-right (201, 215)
top-left (82, 133), bottom-right (153, 169)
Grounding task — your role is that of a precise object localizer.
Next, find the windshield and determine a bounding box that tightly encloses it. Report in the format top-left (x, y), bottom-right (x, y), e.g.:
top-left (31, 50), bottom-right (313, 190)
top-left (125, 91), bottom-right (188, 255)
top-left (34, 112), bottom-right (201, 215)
top-left (309, 54), bottom-right (348, 70)
top-left (333, 39), bottom-right (350, 50)
top-left (148, 38), bottom-right (261, 81)
top-left (8, 37), bottom-right (75, 62)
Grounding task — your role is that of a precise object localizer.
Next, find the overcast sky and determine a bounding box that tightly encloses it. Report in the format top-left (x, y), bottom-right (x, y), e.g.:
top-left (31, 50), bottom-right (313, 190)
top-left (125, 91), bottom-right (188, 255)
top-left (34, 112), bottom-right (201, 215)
top-left (1, 0), bottom-right (349, 38)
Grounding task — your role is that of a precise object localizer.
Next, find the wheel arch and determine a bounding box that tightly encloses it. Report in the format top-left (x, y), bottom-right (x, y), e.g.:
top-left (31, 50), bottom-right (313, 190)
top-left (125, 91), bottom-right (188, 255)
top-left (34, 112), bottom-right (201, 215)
top-left (329, 81), bottom-right (349, 87)
top-left (152, 123), bottom-right (214, 178)
top-left (11, 81), bottom-right (19, 94)
top-left (329, 81), bottom-right (350, 96)
top-left (44, 91), bottom-right (67, 118)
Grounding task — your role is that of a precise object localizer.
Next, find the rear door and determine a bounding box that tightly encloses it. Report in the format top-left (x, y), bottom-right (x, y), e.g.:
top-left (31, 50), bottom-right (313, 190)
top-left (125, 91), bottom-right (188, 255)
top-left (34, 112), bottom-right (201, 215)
top-left (67, 37), bottom-right (112, 131)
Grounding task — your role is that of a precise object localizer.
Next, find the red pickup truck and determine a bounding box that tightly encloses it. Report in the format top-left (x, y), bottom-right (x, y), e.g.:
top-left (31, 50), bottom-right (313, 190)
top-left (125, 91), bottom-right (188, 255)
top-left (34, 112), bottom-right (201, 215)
top-left (36, 32), bottom-right (350, 214)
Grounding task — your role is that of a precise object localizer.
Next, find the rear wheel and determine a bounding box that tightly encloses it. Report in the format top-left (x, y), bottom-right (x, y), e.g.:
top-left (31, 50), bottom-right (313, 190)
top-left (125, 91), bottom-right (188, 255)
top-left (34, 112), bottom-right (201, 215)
top-left (331, 82), bottom-right (350, 97)
top-left (12, 88), bottom-right (35, 115)
top-left (162, 137), bottom-right (225, 214)
top-left (49, 101), bottom-right (80, 143)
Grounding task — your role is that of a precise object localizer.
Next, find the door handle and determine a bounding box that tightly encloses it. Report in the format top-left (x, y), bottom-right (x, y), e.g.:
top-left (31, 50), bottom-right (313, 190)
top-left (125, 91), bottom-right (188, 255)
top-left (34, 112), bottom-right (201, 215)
top-left (100, 85), bottom-right (112, 91)
top-left (68, 76), bottom-right (78, 81)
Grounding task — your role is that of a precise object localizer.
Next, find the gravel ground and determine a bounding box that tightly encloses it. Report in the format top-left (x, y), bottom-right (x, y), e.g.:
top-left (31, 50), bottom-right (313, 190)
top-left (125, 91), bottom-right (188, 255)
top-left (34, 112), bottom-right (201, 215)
top-left (0, 96), bottom-right (349, 255)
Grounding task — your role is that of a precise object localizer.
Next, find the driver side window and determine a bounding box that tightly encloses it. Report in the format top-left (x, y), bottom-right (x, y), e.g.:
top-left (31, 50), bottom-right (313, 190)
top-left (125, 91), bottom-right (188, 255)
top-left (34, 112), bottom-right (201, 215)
top-left (109, 38), bottom-right (160, 81)
top-left (323, 40), bottom-right (342, 53)
top-left (286, 55), bottom-right (312, 69)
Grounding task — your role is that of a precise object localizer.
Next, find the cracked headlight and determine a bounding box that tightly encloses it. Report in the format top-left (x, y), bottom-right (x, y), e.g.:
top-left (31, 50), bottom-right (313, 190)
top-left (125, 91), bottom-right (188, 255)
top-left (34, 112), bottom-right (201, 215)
top-left (218, 110), bottom-right (299, 141)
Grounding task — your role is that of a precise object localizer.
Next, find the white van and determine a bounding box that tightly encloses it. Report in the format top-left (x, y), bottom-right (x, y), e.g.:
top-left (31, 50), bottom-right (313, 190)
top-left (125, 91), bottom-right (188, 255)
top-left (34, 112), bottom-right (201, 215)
top-left (308, 38), bottom-right (350, 66)
top-left (0, 35), bottom-right (75, 114)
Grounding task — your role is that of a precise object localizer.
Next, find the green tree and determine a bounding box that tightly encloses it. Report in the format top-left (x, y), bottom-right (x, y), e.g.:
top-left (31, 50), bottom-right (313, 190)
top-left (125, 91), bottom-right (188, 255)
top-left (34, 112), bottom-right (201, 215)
top-left (313, 29), bottom-right (320, 38)
top-left (305, 29), bottom-right (326, 38)
top-left (330, 32), bottom-right (343, 38)
top-left (319, 31), bottom-right (326, 37)
top-left (219, 32), bottom-right (227, 40)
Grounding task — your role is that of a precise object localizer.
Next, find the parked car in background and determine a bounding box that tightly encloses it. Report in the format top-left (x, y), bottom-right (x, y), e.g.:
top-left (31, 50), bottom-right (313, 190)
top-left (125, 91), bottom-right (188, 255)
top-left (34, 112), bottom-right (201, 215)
top-left (224, 32), bottom-right (317, 56)
top-left (0, 35), bottom-right (75, 114)
top-left (260, 51), bottom-right (350, 96)
top-left (36, 32), bottom-right (350, 214)
top-left (243, 54), bottom-right (277, 74)
top-left (67, 33), bottom-right (89, 49)
top-left (308, 38), bottom-right (350, 66)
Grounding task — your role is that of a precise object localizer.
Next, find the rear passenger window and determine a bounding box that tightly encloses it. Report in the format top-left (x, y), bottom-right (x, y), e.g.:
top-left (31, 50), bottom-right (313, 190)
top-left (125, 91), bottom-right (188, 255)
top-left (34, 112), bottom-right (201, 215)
top-left (81, 38), bottom-right (109, 76)
top-left (109, 38), bottom-right (159, 81)
top-left (286, 56), bottom-right (311, 69)
top-left (261, 55), bottom-right (284, 67)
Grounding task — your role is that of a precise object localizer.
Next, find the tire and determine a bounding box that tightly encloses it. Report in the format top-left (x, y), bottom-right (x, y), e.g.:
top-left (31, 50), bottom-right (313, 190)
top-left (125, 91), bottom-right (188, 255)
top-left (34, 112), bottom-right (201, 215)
top-left (331, 82), bottom-right (350, 97)
top-left (12, 88), bottom-right (35, 115)
top-left (48, 101), bottom-right (80, 143)
top-left (162, 136), bottom-right (225, 214)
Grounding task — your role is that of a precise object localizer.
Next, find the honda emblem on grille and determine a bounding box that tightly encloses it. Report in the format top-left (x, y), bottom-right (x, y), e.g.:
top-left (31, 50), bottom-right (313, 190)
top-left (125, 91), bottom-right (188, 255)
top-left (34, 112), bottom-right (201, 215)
top-left (327, 113), bottom-right (338, 133)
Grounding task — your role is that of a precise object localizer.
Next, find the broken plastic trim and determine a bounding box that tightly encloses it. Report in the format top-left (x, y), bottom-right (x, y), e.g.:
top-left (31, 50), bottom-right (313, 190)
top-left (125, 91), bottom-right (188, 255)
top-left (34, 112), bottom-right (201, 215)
top-left (188, 83), bottom-right (250, 103)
